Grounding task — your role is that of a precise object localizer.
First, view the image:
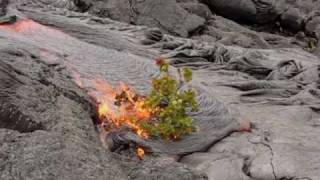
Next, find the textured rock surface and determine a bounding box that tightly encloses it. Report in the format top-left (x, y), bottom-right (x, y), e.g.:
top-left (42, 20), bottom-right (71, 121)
top-left (78, 0), bottom-right (205, 37)
top-left (203, 0), bottom-right (320, 28)
top-left (0, 38), bottom-right (126, 180)
top-left (0, 25), bottom-right (205, 180)
top-left (1, 0), bottom-right (320, 179)
top-left (72, 0), bottom-right (320, 56)
top-left (0, 1), bottom-right (207, 179)
top-left (201, 0), bottom-right (320, 56)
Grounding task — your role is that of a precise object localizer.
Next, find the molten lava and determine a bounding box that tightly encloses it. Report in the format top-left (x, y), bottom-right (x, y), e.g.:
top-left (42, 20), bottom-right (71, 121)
top-left (0, 19), bottom-right (41, 33)
top-left (90, 79), bottom-right (154, 139)
top-left (136, 147), bottom-right (145, 159)
top-left (0, 18), bottom-right (70, 42)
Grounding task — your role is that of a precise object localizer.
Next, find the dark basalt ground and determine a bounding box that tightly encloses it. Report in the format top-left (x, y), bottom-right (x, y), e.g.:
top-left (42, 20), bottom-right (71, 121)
top-left (1, 0), bottom-right (320, 180)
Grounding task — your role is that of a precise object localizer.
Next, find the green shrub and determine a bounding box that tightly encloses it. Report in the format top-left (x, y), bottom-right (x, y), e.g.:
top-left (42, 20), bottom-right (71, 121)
top-left (141, 59), bottom-right (198, 140)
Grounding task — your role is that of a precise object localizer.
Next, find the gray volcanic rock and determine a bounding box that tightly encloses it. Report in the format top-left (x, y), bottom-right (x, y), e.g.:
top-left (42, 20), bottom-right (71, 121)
top-left (197, 16), bottom-right (299, 49)
top-left (203, 0), bottom-right (260, 23)
top-left (143, 20), bottom-right (320, 179)
top-left (305, 14), bottom-right (320, 44)
top-left (83, 0), bottom-right (206, 37)
top-left (202, 0), bottom-right (320, 38)
top-left (71, 0), bottom-right (319, 56)
top-left (0, 28), bottom-right (205, 180)
top-left (203, 0), bottom-right (319, 57)
top-left (0, 2), bottom-right (207, 179)
top-left (130, 0), bottom-right (206, 37)
top-left (0, 0), bottom-right (8, 16)
top-left (179, 2), bottom-right (213, 20)
top-left (1, 0), bottom-right (320, 179)
top-left (0, 40), bottom-right (126, 180)
top-left (8, 0), bottom-right (240, 157)
top-left (280, 7), bottom-right (304, 32)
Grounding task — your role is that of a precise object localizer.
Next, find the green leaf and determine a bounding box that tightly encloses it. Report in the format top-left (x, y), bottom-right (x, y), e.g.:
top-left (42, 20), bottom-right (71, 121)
top-left (183, 68), bottom-right (193, 82)
top-left (160, 63), bottom-right (169, 73)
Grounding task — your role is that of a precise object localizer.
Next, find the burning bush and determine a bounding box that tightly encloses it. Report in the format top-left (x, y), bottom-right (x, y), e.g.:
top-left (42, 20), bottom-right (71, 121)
top-left (94, 58), bottom-right (197, 141)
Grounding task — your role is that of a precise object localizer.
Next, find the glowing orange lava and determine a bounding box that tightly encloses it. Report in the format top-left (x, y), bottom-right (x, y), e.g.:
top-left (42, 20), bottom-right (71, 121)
top-left (0, 19), bottom-right (39, 33)
top-left (90, 79), bottom-right (154, 139)
top-left (0, 18), bottom-right (68, 40)
top-left (136, 147), bottom-right (145, 159)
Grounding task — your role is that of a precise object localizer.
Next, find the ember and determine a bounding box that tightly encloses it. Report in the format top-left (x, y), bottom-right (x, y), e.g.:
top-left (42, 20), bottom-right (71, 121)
top-left (136, 147), bottom-right (145, 159)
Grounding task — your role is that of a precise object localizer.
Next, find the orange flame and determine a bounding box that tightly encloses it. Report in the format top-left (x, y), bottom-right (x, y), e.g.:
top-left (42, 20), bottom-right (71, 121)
top-left (136, 147), bottom-right (145, 159)
top-left (90, 79), bottom-right (153, 139)
top-left (73, 77), bottom-right (151, 157)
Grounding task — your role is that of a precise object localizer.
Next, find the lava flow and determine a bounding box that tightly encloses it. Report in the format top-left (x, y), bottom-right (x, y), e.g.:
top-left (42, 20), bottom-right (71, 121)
top-left (0, 18), bottom-right (63, 36)
top-left (89, 79), bottom-right (156, 158)
top-left (136, 147), bottom-right (145, 160)
top-left (0, 19), bottom-right (37, 32)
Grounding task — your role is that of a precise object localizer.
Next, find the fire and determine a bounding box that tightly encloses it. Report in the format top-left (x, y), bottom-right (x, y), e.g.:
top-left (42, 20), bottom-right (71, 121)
top-left (90, 79), bottom-right (153, 139)
top-left (98, 103), bottom-right (109, 117)
top-left (136, 147), bottom-right (145, 159)
top-left (90, 79), bottom-right (153, 157)
top-left (73, 77), bottom-right (152, 157)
